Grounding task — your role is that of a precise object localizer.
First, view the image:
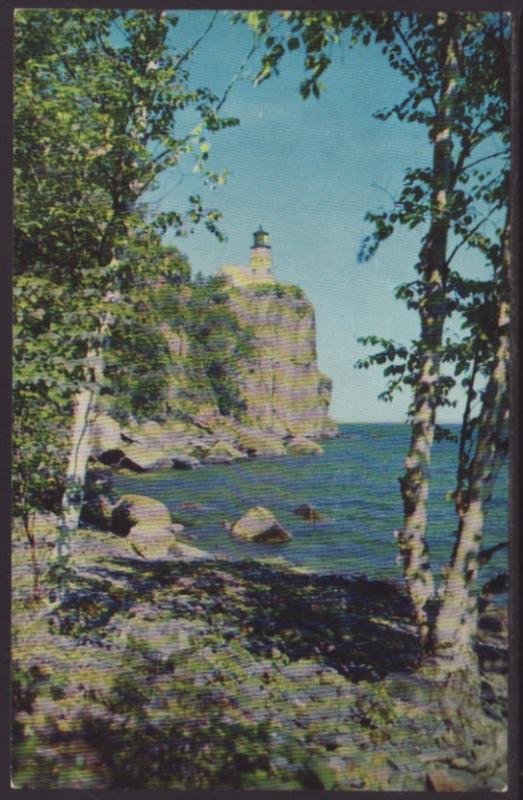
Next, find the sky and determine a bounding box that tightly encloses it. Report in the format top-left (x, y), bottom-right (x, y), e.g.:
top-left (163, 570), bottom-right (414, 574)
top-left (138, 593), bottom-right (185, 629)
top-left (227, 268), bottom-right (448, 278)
top-left (148, 11), bottom-right (503, 423)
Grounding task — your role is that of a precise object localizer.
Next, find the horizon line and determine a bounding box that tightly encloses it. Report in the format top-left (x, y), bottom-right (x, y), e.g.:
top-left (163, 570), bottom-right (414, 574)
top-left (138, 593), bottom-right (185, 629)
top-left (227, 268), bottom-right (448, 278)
top-left (334, 419), bottom-right (463, 425)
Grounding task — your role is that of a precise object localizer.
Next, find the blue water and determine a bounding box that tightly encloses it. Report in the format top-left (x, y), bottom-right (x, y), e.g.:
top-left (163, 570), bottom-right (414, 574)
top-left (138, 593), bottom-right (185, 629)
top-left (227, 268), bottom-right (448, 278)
top-left (113, 424), bottom-right (509, 583)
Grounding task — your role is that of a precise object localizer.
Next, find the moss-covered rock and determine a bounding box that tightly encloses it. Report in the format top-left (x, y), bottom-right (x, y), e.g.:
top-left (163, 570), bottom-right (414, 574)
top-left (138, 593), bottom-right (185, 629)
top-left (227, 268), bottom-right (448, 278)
top-left (230, 506), bottom-right (292, 543)
top-left (89, 412), bottom-right (123, 457)
top-left (235, 428), bottom-right (286, 457)
top-left (286, 437), bottom-right (324, 456)
top-left (204, 441), bottom-right (248, 464)
top-left (127, 524), bottom-right (176, 560)
top-left (111, 494), bottom-right (173, 536)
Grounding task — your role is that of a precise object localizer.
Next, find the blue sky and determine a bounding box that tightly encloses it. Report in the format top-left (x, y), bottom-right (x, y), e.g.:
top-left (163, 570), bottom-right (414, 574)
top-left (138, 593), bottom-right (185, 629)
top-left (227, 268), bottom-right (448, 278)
top-left (149, 11), bottom-right (502, 423)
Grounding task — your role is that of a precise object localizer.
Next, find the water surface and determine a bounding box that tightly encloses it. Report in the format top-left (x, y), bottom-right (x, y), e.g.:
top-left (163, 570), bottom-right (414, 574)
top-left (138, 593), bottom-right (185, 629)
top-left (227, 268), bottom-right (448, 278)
top-left (113, 424), bottom-right (508, 583)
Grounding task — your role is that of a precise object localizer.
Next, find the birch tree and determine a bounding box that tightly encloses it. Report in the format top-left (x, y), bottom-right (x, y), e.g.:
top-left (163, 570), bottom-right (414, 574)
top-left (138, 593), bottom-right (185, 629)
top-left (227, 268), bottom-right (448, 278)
top-left (237, 10), bottom-right (511, 669)
top-left (14, 9), bottom-right (238, 590)
top-left (432, 214), bottom-right (510, 673)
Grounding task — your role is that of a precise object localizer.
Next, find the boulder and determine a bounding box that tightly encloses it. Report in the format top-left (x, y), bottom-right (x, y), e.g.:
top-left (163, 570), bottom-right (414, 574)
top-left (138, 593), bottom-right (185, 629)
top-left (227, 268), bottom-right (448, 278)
top-left (81, 469), bottom-right (118, 530)
top-left (235, 428), bottom-right (286, 457)
top-left (230, 506), bottom-right (292, 543)
top-left (90, 413), bottom-right (123, 457)
top-left (204, 454), bottom-right (234, 465)
top-left (111, 494), bottom-right (173, 537)
top-left (119, 443), bottom-right (173, 472)
top-left (128, 524), bottom-right (176, 560)
top-left (293, 503), bottom-right (323, 522)
top-left (286, 436), bottom-right (324, 456)
top-left (426, 769), bottom-right (477, 792)
top-left (203, 441), bottom-right (248, 465)
top-left (172, 454), bottom-right (201, 470)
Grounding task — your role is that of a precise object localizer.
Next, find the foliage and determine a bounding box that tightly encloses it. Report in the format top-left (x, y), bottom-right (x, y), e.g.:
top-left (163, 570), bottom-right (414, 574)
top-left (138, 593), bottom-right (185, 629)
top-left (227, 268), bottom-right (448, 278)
top-left (13, 9), bottom-right (239, 532)
top-left (235, 10), bottom-right (509, 430)
top-left (235, 9), bottom-right (510, 666)
top-left (102, 245), bottom-right (191, 423)
top-left (162, 275), bottom-right (255, 418)
top-left (354, 680), bottom-right (399, 741)
top-left (15, 9), bottom-right (237, 279)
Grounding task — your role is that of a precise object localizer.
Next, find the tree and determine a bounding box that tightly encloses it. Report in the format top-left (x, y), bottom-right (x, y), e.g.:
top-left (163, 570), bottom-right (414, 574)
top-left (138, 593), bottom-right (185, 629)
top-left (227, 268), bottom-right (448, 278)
top-left (14, 9), bottom-right (238, 591)
top-left (432, 212), bottom-right (509, 672)
top-left (182, 275), bottom-right (254, 418)
top-left (236, 10), bottom-right (510, 674)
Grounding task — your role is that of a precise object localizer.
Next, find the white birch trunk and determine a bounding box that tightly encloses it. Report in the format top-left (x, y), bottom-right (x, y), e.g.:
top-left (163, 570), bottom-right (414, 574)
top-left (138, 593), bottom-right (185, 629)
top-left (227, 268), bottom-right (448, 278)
top-left (54, 280), bottom-right (120, 583)
top-left (398, 12), bottom-right (461, 646)
top-left (55, 379), bottom-right (97, 564)
top-left (432, 219), bottom-right (510, 674)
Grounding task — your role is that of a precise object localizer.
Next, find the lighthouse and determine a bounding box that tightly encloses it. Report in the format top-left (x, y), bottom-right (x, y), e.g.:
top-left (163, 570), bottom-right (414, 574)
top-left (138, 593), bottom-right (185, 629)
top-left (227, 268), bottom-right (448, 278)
top-left (215, 226), bottom-right (276, 287)
top-left (249, 226), bottom-right (273, 281)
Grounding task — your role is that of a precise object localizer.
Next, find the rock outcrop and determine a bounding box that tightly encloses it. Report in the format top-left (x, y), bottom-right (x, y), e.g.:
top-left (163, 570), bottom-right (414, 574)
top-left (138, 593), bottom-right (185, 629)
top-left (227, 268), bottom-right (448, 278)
top-left (293, 503), bottom-right (323, 522)
top-left (286, 436), bottom-right (324, 456)
top-left (225, 286), bottom-right (337, 438)
top-left (89, 413), bottom-right (124, 457)
top-left (111, 494), bottom-right (173, 537)
top-left (91, 283), bottom-right (338, 471)
top-left (203, 441), bottom-right (248, 465)
top-left (128, 525), bottom-right (176, 560)
top-left (230, 506), bottom-right (292, 543)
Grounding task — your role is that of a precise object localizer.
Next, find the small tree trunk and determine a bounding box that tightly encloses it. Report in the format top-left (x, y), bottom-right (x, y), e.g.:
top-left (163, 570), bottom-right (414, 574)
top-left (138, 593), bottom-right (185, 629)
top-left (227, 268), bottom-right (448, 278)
top-left (432, 219), bottom-right (510, 675)
top-left (23, 512), bottom-right (40, 602)
top-left (55, 345), bottom-right (105, 595)
top-left (398, 12), bottom-right (461, 647)
top-left (55, 383), bottom-right (96, 562)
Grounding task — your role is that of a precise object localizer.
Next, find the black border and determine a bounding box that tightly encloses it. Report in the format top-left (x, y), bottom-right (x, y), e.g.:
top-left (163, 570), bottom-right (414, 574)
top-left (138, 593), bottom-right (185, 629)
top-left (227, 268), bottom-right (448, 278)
top-left (2, 1), bottom-right (520, 799)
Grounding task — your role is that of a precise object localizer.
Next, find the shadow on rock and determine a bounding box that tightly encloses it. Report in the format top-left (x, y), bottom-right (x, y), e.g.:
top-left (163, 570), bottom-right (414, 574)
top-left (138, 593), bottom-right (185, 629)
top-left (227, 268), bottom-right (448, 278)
top-left (58, 555), bottom-right (421, 682)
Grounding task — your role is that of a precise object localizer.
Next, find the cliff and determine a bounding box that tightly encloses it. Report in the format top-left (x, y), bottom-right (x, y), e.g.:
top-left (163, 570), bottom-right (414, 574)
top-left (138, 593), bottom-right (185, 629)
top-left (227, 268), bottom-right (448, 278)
top-left (225, 285), bottom-right (337, 438)
top-left (95, 280), bottom-right (337, 469)
top-left (159, 282), bottom-right (337, 439)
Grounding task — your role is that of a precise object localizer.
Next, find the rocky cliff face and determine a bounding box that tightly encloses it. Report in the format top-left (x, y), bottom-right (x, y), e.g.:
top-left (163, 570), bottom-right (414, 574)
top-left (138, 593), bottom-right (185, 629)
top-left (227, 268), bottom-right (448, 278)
top-left (91, 284), bottom-right (337, 471)
top-left (101, 281), bottom-right (337, 454)
top-left (226, 286), bottom-right (337, 437)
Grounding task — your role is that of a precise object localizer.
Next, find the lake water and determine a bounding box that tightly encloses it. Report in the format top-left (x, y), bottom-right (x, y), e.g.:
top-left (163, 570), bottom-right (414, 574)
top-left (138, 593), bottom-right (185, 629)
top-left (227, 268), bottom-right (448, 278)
top-left (113, 423), bottom-right (509, 584)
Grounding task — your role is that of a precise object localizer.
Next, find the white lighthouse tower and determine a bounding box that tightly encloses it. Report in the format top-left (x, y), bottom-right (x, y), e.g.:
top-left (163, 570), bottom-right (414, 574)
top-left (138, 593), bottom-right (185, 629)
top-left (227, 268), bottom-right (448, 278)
top-left (249, 225), bottom-right (274, 282)
top-left (216, 226), bottom-right (276, 288)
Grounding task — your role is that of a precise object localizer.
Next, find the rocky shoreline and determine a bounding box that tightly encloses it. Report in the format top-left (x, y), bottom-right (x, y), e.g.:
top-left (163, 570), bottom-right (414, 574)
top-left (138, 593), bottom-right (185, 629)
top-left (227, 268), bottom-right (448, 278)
top-left (12, 508), bottom-right (508, 791)
top-left (81, 408), bottom-right (338, 558)
top-left (90, 411), bottom-right (336, 474)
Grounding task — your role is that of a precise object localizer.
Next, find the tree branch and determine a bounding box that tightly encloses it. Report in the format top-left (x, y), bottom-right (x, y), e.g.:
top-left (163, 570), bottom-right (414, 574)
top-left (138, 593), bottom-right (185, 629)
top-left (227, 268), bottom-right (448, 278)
top-left (462, 149), bottom-right (510, 174)
top-left (392, 17), bottom-right (438, 114)
top-left (216, 34), bottom-right (260, 112)
top-left (445, 205), bottom-right (499, 268)
top-left (215, 17), bottom-right (288, 113)
top-left (174, 11), bottom-right (219, 71)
